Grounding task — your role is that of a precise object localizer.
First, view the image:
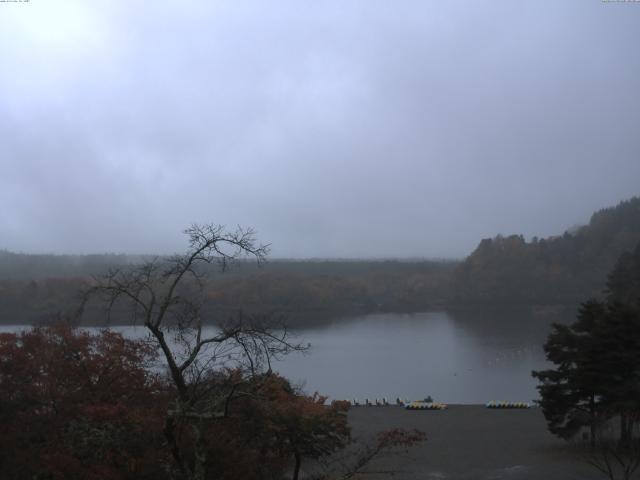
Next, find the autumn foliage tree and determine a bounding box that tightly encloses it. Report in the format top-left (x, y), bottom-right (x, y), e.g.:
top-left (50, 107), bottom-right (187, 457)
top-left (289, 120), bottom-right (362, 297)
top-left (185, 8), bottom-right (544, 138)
top-left (81, 224), bottom-right (322, 479)
top-left (0, 326), bottom-right (369, 480)
top-left (0, 225), bottom-right (428, 479)
top-left (247, 375), bottom-right (351, 480)
top-left (79, 224), bottom-right (425, 479)
top-left (0, 325), bottom-right (167, 480)
top-left (186, 373), bottom-right (350, 479)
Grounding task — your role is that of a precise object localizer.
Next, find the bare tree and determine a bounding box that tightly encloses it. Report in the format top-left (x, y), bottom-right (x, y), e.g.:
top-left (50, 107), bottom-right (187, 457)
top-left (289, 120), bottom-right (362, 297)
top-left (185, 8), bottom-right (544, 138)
top-left (82, 224), bottom-right (306, 480)
top-left (578, 420), bottom-right (640, 480)
top-left (306, 428), bottom-right (426, 480)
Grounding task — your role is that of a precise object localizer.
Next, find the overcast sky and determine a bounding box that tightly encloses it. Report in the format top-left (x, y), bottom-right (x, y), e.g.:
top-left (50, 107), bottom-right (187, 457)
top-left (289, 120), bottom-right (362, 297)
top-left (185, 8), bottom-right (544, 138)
top-left (1, 1), bottom-right (639, 258)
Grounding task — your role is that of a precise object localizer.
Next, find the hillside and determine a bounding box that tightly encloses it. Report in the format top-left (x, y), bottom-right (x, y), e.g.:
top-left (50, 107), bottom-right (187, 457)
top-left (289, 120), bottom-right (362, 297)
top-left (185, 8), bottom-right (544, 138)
top-left (452, 197), bottom-right (640, 305)
top-left (1, 197), bottom-right (639, 324)
top-left (0, 258), bottom-right (455, 325)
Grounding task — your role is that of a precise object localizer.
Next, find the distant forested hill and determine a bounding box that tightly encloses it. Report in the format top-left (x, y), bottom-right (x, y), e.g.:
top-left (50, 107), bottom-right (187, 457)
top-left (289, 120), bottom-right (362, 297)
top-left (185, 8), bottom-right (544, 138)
top-left (0, 251), bottom-right (152, 279)
top-left (452, 197), bottom-right (640, 305)
top-left (2, 196), bottom-right (639, 324)
top-left (0, 256), bottom-right (455, 325)
top-left (203, 260), bottom-right (454, 322)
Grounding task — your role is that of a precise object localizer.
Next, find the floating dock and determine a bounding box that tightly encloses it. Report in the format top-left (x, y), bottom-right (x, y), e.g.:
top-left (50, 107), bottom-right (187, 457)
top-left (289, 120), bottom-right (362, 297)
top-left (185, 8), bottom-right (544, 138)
top-left (485, 401), bottom-right (531, 409)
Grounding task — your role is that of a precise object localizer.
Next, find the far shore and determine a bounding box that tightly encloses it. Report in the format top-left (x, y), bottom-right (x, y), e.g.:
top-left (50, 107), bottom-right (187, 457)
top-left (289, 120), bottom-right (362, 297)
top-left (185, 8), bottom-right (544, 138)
top-left (0, 302), bottom-right (579, 330)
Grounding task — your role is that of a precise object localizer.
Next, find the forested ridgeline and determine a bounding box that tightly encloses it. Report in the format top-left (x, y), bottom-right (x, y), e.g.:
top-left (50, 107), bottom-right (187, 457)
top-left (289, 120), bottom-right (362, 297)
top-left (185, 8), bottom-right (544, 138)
top-left (2, 196), bottom-right (639, 325)
top-left (0, 257), bottom-right (455, 325)
top-left (0, 251), bottom-right (155, 280)
top-left (453, 196), bottom-right (640, 305)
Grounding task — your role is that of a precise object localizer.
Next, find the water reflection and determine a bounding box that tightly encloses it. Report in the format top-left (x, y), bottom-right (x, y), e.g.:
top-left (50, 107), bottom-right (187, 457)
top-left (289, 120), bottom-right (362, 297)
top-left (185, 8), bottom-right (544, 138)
top-left (0, 308), bottom-right (573, 404)
top-left (273, 309), bottom-right (569, 404)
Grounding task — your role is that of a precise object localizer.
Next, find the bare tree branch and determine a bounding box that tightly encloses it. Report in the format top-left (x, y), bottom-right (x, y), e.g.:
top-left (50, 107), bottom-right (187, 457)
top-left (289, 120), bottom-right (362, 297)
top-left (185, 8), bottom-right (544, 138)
top-left (80, 223), bottom-right (302, 480)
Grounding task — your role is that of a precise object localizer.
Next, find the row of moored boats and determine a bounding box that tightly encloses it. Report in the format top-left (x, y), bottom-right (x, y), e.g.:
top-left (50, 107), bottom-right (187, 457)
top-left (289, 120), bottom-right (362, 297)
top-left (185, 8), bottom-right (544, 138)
top-left (349, 398), bottom-right (532, 410)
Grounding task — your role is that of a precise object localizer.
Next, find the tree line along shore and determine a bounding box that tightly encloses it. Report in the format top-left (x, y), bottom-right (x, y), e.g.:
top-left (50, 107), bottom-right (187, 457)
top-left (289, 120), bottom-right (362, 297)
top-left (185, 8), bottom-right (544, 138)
top-left (1, 196), bottom-right (638, 326)
top-left (0, 201), bottom-right (639, 479)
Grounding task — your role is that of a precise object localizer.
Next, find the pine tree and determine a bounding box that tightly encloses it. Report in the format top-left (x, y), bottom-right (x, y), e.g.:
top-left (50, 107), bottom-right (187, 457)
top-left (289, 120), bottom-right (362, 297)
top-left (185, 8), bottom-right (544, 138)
top-left (607, 242), bottom-right (640, 306)
top-left (533, 295), bottom-right (640, 445)
top-left (532, 300), bottom-right (608, 445)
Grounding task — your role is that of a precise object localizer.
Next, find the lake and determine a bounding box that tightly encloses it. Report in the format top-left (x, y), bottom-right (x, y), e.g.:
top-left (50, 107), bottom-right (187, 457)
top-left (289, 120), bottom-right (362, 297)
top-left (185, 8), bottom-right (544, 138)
top-left (0, 308), bottom-right (561, 404)
top-left (273, 310), bottom-right (554, 404)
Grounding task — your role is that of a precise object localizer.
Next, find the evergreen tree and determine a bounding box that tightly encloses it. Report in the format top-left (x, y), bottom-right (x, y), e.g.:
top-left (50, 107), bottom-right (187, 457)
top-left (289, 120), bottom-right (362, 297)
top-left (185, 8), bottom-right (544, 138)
top-left (534, 265), bottom-right (640, 446)
top-left (607, 242), bottom-right (640, 306)
top-left (532, 300), bottom-right (608, 444)
top-left (594, 302), bottom-right (640, 446)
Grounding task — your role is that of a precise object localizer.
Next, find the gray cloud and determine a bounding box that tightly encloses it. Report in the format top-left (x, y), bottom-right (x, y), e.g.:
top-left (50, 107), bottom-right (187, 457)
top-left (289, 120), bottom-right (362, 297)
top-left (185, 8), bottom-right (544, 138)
top-left (1, 0), bottom-right (639, 257)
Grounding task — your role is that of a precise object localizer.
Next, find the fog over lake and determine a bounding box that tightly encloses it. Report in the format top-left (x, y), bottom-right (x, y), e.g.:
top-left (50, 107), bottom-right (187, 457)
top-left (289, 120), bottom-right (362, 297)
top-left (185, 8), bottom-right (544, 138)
top-left (1, 310), bottom-right (555, 404)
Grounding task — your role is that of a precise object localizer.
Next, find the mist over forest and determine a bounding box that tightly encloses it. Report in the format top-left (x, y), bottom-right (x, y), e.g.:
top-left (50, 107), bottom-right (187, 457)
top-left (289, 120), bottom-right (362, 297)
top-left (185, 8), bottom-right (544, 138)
top-left (2, 2), bottom-right (640, 479)
top-left (1, 196), bottom-right (638, 326)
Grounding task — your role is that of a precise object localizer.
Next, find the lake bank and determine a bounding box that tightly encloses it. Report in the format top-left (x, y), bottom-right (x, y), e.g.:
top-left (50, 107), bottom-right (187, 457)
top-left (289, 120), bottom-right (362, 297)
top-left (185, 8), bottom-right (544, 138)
top-left (346, 405), bottom-right (600, 480)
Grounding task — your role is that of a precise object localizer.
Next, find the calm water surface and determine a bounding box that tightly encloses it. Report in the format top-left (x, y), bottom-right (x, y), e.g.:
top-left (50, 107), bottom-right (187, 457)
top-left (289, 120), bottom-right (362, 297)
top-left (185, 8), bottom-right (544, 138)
top-left (1, 310), bottom-right (558, 404)
top-left (273, 311), bottom-right (552, 404)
